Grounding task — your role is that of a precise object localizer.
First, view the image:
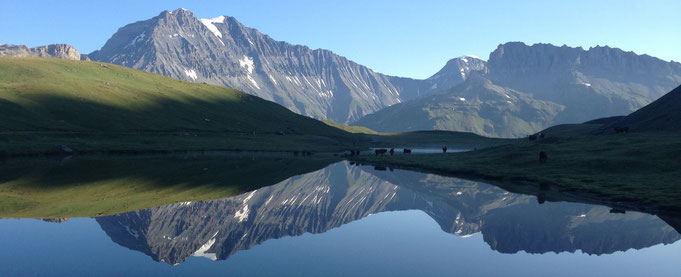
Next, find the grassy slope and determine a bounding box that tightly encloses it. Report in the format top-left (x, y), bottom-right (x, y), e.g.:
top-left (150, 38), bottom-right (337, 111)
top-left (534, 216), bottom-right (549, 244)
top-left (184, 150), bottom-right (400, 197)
top-left (323, 120), bottom-right (510, 149)
top-left (603, 85), bottom-right (681, 132)
top-left (352, 127), bottom-right (681, 213)
top-left (0, 57), bottom-right (363, 154)
top-left (0, 154), bottom-right (338, 218)
top-left (0, 57), bottom-right (506, 155)
top-left (354, 78), bottom-right (564, 138)
top-left (322, 120), bottom-right (379, 134)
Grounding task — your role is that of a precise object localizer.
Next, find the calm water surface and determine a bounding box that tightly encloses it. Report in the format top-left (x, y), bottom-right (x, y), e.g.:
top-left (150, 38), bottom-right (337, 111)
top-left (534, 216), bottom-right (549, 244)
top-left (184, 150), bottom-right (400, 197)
top-left (0, 159), bottom-right (679, 276)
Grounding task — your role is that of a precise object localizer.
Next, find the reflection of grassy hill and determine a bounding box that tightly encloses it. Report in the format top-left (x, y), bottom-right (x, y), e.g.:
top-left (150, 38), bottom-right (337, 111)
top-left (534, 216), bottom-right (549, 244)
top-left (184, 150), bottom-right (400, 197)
top-left (0, 57), bottom-right (362, 154)
top-left (0, 154), bottom-right (337, 218)
top-left (352, 86), bottom-right (681, 213)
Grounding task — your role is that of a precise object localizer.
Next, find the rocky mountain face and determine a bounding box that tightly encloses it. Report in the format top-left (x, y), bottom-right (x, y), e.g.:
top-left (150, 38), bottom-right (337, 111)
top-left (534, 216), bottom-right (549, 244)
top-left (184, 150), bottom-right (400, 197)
top-left (425, 55), bottom-right (486, 92)
top-left (485, 42), bottom-right (681, 123)
top-left (96, 162), bottom-right (679, 265)
top-left (355, 42), bottom-right (681, 136)
top-left (0, 44), bottom-right (87, 60)
top-left (97, 162), bottom-right (463, 264)
top-left (88, 9), bottom-right (456, 123)
top-left (85, 8), bottom-right (681, 134)
top-left (355, 77), bottom-right (564, 137)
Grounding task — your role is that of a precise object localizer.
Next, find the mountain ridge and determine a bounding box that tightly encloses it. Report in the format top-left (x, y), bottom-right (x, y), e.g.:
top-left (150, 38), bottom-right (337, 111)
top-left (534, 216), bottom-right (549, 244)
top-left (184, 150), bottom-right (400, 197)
top-left (88, 9), bottom-right (428, 123)
top-left (354, 42), bottom-right (681, 137)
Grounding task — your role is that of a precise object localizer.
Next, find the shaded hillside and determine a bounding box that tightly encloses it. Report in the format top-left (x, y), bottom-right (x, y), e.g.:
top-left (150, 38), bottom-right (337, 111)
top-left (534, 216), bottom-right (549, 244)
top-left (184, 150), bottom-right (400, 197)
top-left (355, 78), bottom-right (563, 137)
top-left (0, 57), bottom-right (354, 137)
top-left (605, 85), bottom-right (681, 132)
top-left (0, 57), bottom-right (375, 154)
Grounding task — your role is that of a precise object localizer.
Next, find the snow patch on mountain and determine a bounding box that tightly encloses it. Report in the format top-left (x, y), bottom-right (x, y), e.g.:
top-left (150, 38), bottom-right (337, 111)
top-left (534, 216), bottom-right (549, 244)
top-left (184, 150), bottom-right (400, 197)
top-left (234, 191), bottom-right (256, 222)
top-left (199, 16), bottom-right (225, 38)
top-left (192, 231), bottom-right (219, 260)
top-left (127, 32), bottom-right (146, 47)
top-left (184, 69), bottom-right (198, 80)
top-left (239, 55), bottom-right (260, 89)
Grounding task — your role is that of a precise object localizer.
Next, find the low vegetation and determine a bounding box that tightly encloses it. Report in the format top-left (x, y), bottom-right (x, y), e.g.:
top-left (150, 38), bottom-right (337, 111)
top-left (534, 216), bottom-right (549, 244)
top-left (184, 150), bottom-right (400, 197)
top-left (0, 57), bottom-right (366, 155)
top-left (352, 127), bottom-right (681, 213)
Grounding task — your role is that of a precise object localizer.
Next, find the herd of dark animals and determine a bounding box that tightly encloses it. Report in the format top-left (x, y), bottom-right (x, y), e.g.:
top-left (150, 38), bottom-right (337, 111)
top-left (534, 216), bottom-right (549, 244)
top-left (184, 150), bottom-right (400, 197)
top-left (614, 127), bottom-right (630, 134)
top-left (347, 126), bottom-right (631, 162)
top-left (371, 146), bottom-right (447, 156)
top-left (528, 132), bottom-right (545, 141)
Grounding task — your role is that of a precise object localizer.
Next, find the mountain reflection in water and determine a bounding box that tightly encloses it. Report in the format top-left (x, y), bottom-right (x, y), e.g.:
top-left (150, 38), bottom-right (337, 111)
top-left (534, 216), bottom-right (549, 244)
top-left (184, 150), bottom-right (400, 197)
top-left (95, 161), bottom-right (680, 265)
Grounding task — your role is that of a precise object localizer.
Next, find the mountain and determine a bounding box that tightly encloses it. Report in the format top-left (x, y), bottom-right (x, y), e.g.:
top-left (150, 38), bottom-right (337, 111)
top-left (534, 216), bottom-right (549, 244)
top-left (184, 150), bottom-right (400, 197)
top-left (425, 55), bottom-right (486, 91)
top-left (0, 43), bottom-right (87, 60)
top-left (355, 42), bottom-right (681, 137)
top-left (603, 85), bottom-right (681, 132)
top-left (89, 9), bottom-right (442, 123)
top-left (355, 77), bottom-right (564, 137)
top-left (486, 42), bottom-right (681, 123)
top-left (96, 162), bottom-right (679, 264)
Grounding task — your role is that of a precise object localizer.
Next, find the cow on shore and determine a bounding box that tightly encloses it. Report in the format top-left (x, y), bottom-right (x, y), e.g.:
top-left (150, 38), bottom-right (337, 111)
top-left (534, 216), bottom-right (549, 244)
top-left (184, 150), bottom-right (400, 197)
top-left (614, 127), bottom-right (629, 134)
top-left (442, 146), bottom-right (448, 153)
top-left (539, 151), bottom-right (548, 163)
top-left (403, 148), bottom-right (412, 154)
top-left (375, 149), bottom-right (387, 156)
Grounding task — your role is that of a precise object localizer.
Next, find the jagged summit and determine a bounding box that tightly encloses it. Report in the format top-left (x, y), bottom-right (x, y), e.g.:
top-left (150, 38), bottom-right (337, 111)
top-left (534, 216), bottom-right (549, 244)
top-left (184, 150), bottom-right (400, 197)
top-left (88, 8), bottom-right (437, 123)
top-left (355, 41), bottom-right (681, 137)
top-left (85, 8), bottom-right (681, 132)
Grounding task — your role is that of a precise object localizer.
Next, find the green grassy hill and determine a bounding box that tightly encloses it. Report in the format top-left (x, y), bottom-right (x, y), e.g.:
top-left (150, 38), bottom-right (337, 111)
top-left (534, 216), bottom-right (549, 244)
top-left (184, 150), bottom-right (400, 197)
top-left (0, 57), bottom-right (351, 134)
top-left (603, 85), bottom-right (681, 132)
top-left (0, 57), bottom-right (364, 154)
top-left (322, 120), bottom-right (379, 134)
top-left (354, 78), bottom-right (564, 138)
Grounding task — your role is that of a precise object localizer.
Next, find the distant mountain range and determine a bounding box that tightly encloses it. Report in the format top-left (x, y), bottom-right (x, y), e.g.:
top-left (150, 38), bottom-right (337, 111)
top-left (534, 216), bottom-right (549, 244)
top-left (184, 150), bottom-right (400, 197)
top-left (355, 43), bottom-right (681, 136)
top-left (355, 77), bottom-right (565, 137)
top-left (3, 8), bottom-right (680, 136)
top-left (96, 162), bottom-right (680, 265)
top-left (0, 44), bottom-right (88, 60)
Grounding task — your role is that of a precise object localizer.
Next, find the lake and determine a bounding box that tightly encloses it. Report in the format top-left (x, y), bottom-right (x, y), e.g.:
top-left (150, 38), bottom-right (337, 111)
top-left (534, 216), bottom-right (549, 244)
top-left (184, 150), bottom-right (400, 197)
top-left (0, 156), bottom-right (679, 276)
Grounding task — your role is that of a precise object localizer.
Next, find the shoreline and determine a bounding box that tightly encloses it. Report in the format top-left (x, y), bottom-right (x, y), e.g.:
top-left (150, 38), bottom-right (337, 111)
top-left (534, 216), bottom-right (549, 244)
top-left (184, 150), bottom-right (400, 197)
top-left (348, 155), bottom-right (681, 217)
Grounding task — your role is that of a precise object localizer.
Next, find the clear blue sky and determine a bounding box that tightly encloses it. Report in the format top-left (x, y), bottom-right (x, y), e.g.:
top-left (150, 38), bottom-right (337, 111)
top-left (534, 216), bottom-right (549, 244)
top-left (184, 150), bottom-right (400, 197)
top-left (2, 0), bottom-right (679, 79)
